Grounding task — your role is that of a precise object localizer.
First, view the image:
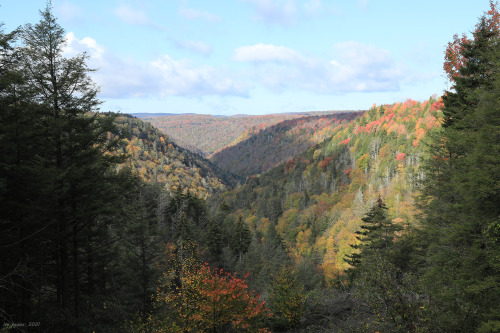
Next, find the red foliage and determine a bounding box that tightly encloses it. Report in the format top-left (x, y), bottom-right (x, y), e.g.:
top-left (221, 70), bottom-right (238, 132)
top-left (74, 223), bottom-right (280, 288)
top-left (431, 100), bottom-right (444, 111)
top-left (284, 160), bottom-right (295, 173)
top-left (314, 201), bottom-right (330, 217)
top-left (365, 122), bottom-right (374, 134)
top-left (340, 138), bottom-right (351, 145)
top-left (343, 167), bottom-right (352, 176)
top-left (402, 99), bottom-right (418, 111)
top-left (154, 259), bottom-right (271, 332)
top-left (444, 1), bottom-right (499, 84)
top-left (396, 152), bottom-right (406, 161)
top-left (319, 157), bottom-right (333, 171)
top-left (384, 112), bottom-right (395, 122)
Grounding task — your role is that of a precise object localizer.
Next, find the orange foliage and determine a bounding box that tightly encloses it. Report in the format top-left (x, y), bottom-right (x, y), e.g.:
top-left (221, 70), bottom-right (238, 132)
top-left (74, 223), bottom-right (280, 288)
top-left (444, 1), bottom-right (499, 83)
top-left (340, 138), bottom-right (351, 145)
top-left (431, 100), bottom-right (444, 111)
top-left (153, 250), bottom-right (271, 332)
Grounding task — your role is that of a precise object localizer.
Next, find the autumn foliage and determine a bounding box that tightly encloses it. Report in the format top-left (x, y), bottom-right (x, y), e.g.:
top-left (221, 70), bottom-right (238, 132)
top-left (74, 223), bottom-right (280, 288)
top-left (217, 97), bottom-right (443, 285)
top-left (151, 243), bottom-right (271, 332)
top-left (444, 0), bottom-right (500, 84)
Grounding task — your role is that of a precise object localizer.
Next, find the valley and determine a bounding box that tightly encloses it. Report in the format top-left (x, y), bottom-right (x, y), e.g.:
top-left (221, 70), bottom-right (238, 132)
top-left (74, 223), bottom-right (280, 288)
top-left (1, 2), bottom-right (499, 332)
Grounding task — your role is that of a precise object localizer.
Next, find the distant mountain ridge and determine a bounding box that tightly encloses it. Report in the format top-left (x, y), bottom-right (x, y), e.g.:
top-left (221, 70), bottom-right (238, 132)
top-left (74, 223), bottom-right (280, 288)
top-left (213, 98), bottom-right (443, 283)
top-left (113, 114), bottom-right (242, 197)
top-left (140, 111), bottom-right (361, 157)
top-left (211, 112), bottom-right (363, 177)
top-left (130, 113), bottom-right (191, 118)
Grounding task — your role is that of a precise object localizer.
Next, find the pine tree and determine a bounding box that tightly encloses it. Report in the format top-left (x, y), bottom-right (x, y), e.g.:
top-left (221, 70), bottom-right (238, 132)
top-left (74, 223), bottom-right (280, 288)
top-left (418, 2), bottom-right (500, 331)
top-left (0, 4), bottom-right (131, 331)
top-left (206, 218), bottom-right (224, 263)
top-left (0, 23), bottom-right (46, 326)
top-left (268, 264), bottom-right (306, 331)
top-left (344, 196), bottom-right (401, 279)
top-left (232, 215), bottom-right (251, 264)
top-left (442, 1), bottom-right (500, 129)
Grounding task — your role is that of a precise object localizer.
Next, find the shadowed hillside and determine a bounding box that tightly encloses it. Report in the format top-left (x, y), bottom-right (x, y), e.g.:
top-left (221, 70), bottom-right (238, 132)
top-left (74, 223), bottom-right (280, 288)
top-left (113, 114), bottom-right (243, 196)
top-left (211, 112), bottom-right (363, 177)
top-left (141, 111), bottom-right (360, 157)
top-left (211, 98), bottom-right (442, 283)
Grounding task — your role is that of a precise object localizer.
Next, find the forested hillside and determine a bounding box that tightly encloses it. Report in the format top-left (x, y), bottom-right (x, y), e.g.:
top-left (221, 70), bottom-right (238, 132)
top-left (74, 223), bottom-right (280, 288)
top-left (211, 112), bottom-right (362, 177)
top-left (212, 97), bottom-right (442, 283)
top-left (1, 2), bottom-right (499, 332)
top-left (113, 114), bottom-right (242, 196)
top-left (142, 112), bottom-right (356, 157)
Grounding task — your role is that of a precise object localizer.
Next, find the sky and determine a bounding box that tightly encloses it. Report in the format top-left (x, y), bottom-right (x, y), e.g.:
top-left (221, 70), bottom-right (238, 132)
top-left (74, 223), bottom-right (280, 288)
top-left (0, 0), bottom-right (493, 115)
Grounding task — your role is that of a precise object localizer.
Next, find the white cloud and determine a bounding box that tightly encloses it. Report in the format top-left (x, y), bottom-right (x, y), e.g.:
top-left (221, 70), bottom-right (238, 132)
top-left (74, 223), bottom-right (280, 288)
top-left (233, 44), bottom-right (305, 63)
top-left (151, 56), bottom-right (248, 96)
top-left (173, 39), bottom-right (213, 56)
top-left (178, 7), bottom-right (221, 22)
top-left (114, 4), bottom-right (149, 25)
top-left (61, 33), bottom-right (407, 101)
top-left (330, 41), bottom-right (404, 90)
top-left (63, 32), bottom-right (104, 59)
top-left (232, 42), bottom-right (406, 93)
top-left (62, 33), bottom-right (248, 99)
top-left (242, 0), bottom-right (298, 25)
top-left (241, 0), bottom-right (327, 25)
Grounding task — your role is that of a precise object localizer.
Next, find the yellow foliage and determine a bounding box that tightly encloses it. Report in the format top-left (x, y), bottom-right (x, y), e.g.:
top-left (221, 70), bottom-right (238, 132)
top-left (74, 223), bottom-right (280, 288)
top-left (258, 217), bottom-right (270, 235)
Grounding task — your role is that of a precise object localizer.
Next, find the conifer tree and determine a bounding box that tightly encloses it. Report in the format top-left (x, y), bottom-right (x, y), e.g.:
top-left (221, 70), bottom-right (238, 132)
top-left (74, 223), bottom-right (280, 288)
top-left (268, 264), bottom-right (306, 331)
top-left (1, 4), bottom-right (131, 331)
top-left (206, 218), bottom-right (224, 263)
top-left (0, 23), bottom-right (45, 326)
top-left (232, 215), bottom-right (251, 263)
top-left (442, 1), bottom-right (500, 129)
top-left (344, 196), bottom-right (401, 279)
top-left (418, 2), bottom-right (500, 330)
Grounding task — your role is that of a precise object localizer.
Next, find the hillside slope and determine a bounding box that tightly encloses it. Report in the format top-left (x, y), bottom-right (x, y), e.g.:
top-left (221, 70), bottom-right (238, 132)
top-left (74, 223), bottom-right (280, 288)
top-left (211, 98), bottom-right (443, 283)
top-left (113, 114), bottom-right (242, 197)
top-left (141, 112), bottom-right (359, 156)
top-left (211, 112), bottom-right (363, 177)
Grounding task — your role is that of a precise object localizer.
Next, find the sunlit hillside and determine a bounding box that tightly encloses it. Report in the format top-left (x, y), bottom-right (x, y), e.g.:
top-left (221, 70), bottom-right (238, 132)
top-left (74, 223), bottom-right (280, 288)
top-left (213, 98), bottom-right (443, 283)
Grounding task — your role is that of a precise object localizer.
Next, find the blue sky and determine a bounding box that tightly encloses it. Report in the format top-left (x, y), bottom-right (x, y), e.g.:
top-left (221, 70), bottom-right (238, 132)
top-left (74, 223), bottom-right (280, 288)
top-left (0, 0), bottom-right (492, 115)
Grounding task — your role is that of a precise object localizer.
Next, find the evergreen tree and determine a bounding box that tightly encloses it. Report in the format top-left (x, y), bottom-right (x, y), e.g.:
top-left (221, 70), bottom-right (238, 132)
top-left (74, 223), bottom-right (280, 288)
top-left (418, 2), bottom-right (500, 331)
top-left (206, 217), bottom-right (224, 264)
top-left (1, 5), bottom-right (132, 331)
top-left (344, 198), bottom-right (419, 332)
top-left (268, 264), bottom-right (306, 331)
top-left (0, 23), bottom-right (45, 326)
top-left (232, 215), bottom-right (251, 263)
top-left (442, 1), bottom-right (500, 129)
top-left (344, 196), bottom-right (401, 279)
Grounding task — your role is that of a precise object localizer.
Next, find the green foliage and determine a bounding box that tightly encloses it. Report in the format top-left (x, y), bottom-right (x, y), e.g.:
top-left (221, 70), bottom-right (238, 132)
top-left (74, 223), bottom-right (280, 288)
top-left (211, 112), bottom-right (361, 177)
top-left (232, 215), bottom-right (252, 263)
top-left (0, 6), bottom-right (137, 330)
top-left (114, 114), bottom-right (242, 195)
top-left (213, 96), bottom-right (439, 286)
top-left (418, 59), bottom-right (500, 332)
top-left (268, 265), bottom-right (306, 331)
top-left (3, 2), bottom-right (499, 332)
top-left (150, 242), bottom-right (271, 332)
top-left (414, 4), bottom-right (500, 331)
top-left (144, 112), bottom-right (340, 157)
